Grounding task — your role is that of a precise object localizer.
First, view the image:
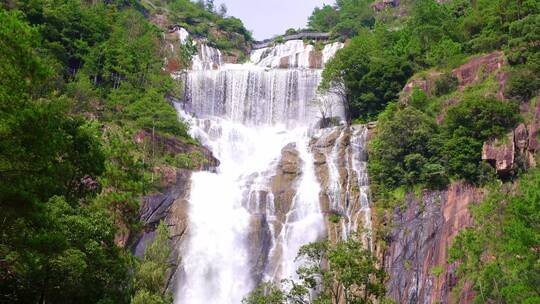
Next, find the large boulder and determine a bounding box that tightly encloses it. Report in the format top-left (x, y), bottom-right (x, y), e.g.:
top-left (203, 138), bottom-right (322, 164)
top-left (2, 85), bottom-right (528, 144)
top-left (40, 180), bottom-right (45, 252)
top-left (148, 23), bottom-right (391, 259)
top-left (309, 51), bottom-right (323, 69)
top-left (482, 131), bottom-right (515, 175)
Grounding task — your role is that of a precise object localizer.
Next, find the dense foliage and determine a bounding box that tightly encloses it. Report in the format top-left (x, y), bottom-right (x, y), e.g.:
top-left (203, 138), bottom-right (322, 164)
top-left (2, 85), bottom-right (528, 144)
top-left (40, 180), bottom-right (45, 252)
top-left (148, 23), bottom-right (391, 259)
top-left (0, 9), bottom-right (131, 302)
top-left (308, 0), bottom-right (375, 38)
top-left (243, 237), bottom-right (386, 304)
top-left (314, 0), bottom-right (538, 204)
top-left (1, 0), bottom-right (539, 302)
top-left (369, 90), bottom-right (520, 207)
top-left (0, 1), bottom-right (197, 302)
top-left (317, 0), bottom-right (539, 122)
top-left (449, 170), bottom-right (540, 303)
top-left (150, 0), bottom-right (252, 52)
top-left (132, 222), bottom-right (174, 304)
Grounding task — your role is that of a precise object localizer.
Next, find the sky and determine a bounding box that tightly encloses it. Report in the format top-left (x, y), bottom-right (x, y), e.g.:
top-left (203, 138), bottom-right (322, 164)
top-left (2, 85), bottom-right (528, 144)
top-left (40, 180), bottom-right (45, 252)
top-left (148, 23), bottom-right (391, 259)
top-left (214, 0), bottom-right (334, 40)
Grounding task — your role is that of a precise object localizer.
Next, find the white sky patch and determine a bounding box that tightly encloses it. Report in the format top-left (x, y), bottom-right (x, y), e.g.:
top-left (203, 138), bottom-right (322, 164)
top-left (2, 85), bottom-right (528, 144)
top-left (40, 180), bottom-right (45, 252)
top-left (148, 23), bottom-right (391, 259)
top-left (214, 0), bottom-right (334, 40)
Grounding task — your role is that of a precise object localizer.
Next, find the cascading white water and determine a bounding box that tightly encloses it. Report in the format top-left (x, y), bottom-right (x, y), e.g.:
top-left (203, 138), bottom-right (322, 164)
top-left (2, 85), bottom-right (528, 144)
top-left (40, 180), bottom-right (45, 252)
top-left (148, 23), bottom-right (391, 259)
top-left (184, 67), bottom-right (329, 125)
top-left (265, 137), bottom-right (324, 281)
top-left (175, 116), bottom-right (310, 303)
top-left (191, 43), bottom-right (223, 70)
top-left (316, 126), bottom-right (372, 243)
top-left (350, 126), bottom-right (372, 248)
top-left (174, 38), bottom-right (369, 304)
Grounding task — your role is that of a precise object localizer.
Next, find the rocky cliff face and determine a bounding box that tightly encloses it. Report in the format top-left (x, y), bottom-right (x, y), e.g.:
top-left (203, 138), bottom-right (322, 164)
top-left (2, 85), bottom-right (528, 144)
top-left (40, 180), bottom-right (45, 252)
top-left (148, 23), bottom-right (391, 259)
top-left (260, 143), bottom-right (303, 280)
top-left (130, 132), bottom-right (218, 293)
top-left (383, 183), bottom-right (483, 304)
top-left (401, 52), bottom-right (540, 176)
top-left (383, 50), bottom-right (540, 303)
top-left (310, 125), bottom-right (371, 245)
top-left (491, 96), bottom-right (540, 171)
top-left (133, 169), bottom-right (193, 292)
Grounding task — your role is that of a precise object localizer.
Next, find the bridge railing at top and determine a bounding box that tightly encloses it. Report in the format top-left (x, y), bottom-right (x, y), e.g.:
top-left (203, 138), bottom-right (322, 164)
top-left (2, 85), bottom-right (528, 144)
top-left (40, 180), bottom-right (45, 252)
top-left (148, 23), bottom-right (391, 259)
top-left (252, 32), bottom-right (331, 49)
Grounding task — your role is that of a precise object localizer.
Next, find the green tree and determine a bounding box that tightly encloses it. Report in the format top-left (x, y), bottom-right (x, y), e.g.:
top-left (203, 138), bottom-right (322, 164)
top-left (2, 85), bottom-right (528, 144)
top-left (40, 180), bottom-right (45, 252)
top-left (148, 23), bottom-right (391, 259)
top-left (505, 67), bottom-right (540, 102)
top-left (308, 0), bottom-right (374, 38)
top-left (1, 196), bottom-right (131, 303)
top-left (320, 31), bottom-right (413, 121)
top-left (0, 10), bottom-right (105, 207)
top-left (242, 282), bottom-right (285, 304)
top-left (369, 105), bottom-right (441, 190)
top-left (440, 96), bottom-right (520, 183)
top-left (125, 89), bottom-right (188, 137)
top-left (450, 170), bottom-right (540, 303)
top-left (308, 5), bottom-right (339, 32)
top-left (132, 221), bottom-right (173, 304)
top-left (245, 237), bottom-right (386, 304)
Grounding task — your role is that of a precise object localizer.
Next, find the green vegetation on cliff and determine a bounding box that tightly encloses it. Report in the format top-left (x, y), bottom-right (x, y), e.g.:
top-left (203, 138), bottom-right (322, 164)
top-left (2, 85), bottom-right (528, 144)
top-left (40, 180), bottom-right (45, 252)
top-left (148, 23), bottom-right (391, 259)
top-left (311, 0), bottom-right (539, 302)
top-left (315, 0), bottom-right (538, 192)
top-left (308, 0), bottom-right (375, 38)
top-left (318, 0), bottom-right (539, 122)
top-left (450, 170), bottom-right (540, 303)
top-left (146, 0), bottom-right (252, 54)
top-left (0, 1), bottom-right (201, 302)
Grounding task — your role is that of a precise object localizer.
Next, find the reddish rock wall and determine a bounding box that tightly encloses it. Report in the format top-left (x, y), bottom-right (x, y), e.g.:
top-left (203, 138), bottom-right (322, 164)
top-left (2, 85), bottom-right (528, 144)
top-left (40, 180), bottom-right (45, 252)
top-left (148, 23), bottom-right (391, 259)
top-left (384, 183), bottom-right (483, 304)
top-left (452, 51), bottom-right (506, 89)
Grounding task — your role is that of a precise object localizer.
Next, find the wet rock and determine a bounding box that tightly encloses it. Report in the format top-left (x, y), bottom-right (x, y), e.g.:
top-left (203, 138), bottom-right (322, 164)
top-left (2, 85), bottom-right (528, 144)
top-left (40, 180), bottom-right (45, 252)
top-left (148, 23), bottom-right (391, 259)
top-left (132, 169), bottom-right (193, 293)
top-left (247, 216), bottom-right (272, 284)
top-left (482, 131), bottom-right (515, 175)
top-left (281, 145), bottom-right (301, 174)
top-left (279, 56), bottom-right (289, 69)
top-left (311, 126), bottom-right (371, 245)
top-left (384, 183), bottom-right (483, 304)
top-left (258, 143), bottom-right (303, 280)
top-left (309, 51), bottom-right (323, 69)
top-left (271, 143), bottom-right (302, 223)
top-left (313, 128), bottom-right (341, 148)
top-left (313, 151), bottom-right (326, 165)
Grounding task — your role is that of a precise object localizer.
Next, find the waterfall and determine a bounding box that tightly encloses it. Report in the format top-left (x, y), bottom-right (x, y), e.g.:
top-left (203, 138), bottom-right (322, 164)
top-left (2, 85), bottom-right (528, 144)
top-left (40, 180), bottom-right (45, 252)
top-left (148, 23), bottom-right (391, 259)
top-left (184, 68), bottom-right (332, 126)
top-left (174, 38), bottom-right (370, 304)
top-left (313, 126), bottom-right (372, 244)
top-left (350, 126), bottom-right (372, 248)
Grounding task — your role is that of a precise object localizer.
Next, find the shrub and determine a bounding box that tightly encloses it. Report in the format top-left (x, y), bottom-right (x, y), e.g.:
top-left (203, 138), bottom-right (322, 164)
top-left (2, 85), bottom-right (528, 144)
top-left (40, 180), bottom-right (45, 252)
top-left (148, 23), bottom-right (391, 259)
top-left (369, 106), bottom-right (440, 190)
top-left (434, 72), bottom-right (459, 96)
top-left (441, 96), bottom-right (520, 183)
top-left (505, 67), bottom-right (540, 103)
